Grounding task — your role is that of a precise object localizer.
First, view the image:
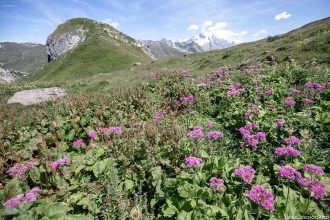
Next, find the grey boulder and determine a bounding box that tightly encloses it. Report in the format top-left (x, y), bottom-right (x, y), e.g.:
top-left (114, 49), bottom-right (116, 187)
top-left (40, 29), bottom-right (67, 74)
top-left (7, 87), bottom-right (66, 106)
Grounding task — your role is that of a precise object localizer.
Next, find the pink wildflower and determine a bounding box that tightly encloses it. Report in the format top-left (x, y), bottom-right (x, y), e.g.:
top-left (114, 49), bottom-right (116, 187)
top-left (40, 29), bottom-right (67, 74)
top-left (278, 165), bottom-right (301, 180)
top-left (6, 161), bottom-right (35, 177)
top-left (284, 97), bottom-right (296, 107)
top-left (303, 164), bottom-right (324, 175)
top-left (205, 131), bottom-right (224, 140)
top-left (206, 121), bottom-right (215, 129)
top-left (246, 185), bottom-right (275, 212)
top-left (284, 136), bottom-right (301, 146)
top-left (210, 177), bottom-right (225, 192)
top-left (274, 147), bottom-right (301, 157)
top-left (234, 165), bottom-right (256, 184)
top-left (184, 156), bottom-right (203, 167)
top-left (88, 131), bottom-right (97, 139)
top-left (276, 119), bottom-right (285, 127)
top-left (298, 178), bottom-right (327, 200)
top-left (73, 139), bottom-right (85, 147)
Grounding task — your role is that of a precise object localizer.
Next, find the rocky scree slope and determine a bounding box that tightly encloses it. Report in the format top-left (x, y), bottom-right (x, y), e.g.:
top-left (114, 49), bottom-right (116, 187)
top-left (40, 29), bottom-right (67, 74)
top-left (28, 18), bottom-right (153, 82)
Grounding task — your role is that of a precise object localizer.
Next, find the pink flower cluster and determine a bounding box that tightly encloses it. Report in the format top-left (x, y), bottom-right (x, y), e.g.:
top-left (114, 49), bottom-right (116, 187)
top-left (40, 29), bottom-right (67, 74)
top-left (234, 165), bottom-right (256, 184)
top-left (246, 185), bottom-right (275, 212)
top-left (187, 125), bottom-right (204, 140)
top-left (284, 96), bottom-right (296, 107)
top-left (276, 119), bottom-right (285, 127)
top-left (227, 83), bottom-right (246, 96)
top-left (278, 165), bottom-right (302, 180)
top-left (151, 72), bottom-right (157, 81)
top-left (302, 98), bottom-right (314, 105)
top-left (206, 121), bottom-right (215, 128)
top-left (205, 131), bottom-right (224, 140)
top-left (99, 126), bottom-right (123, 136)
top-left (3, 187), bottom-right (42, 208)
top-left (284, 136), bottom-right (302, 146)
top-left (305, 82), bottom-right (328, 93)
top-left (210, 177), bottom-right (225, 192)
top-left (73, 139), bottom-right (85, 147)
top-left (239, 122), bottom-right (266, 149)
top-left (184, 156), bottom-right (203, 167)
top-left (303, 164), bottom-right (324, 175)
top-left (6, 161), bottom-right (35, 177)
top-left (298, 178), bottom-right (326, 200)
top-left (274, 147), bottom-right (301, 157)
top-left (153, 112), bottom-right (166, 122)
top-left (263, 90), bottom-right (273, 96)
top-left (88, 131), bottom-right (97, 139)
top-left (50, 157), bottom-right (69, 169)
top-left (180, 96), bottom-right (194, 105)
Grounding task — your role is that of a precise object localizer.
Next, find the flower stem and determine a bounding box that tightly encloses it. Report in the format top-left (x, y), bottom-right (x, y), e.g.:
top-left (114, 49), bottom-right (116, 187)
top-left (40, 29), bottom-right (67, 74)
top-left (285, 186), bottom-right (290, 212)
top-left (303, 194), bottom-right (311, 214)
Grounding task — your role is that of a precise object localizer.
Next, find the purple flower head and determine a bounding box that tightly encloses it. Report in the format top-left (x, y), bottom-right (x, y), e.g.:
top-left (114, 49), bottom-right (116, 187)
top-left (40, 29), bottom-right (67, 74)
top-left (88, 131), bottom-right (97, 139)
top-left (180, 96), bottom-right (194, 104)
top-left (256, 132), bottom-right (267, 141)
top-left (284, 136), bottom-right (301, 146)
top-left (151, 72), bottom-right (157, 80)
top-left (276, 119), bottom-right (285, 127)
top-left (246, 185), bottom-right (275, 212)
top-left (6, 161), bottom-right (36, 177)
top-left (298, 178), bottom-right (326, 200)
top-left (302, 98), bottom-right (314, 105)
top-left (184, 156), bottom-right (203, 167)
top-left (278, 165), bottom-right (301, 180)
top-left (263, 90), bottom-right (273, 96)
top-left (50, 157), bottom-right (70, 170)
top-left (110, 126), bottom-right (122, 135)
top-left (210, 177), bottom-right (225, 192)
top-left (153, 112), bottom-right (166, 122)
top-left (274, 147), bottom-right (301, 157)
top-left (284, 96), bottom-right (296, 107)
top-left (25, 192), bottom-right (37, 203)
top-left (234, 165), bottom-right (256, 184)
top-left (187, 126), bottom-right (204, 139)
top-left (3, 194), bottom-right (25, 208)
top-left (206, 121), bottom-right (215, 129)
top-left (73, 139), bottom-right (85, 147)
top-left (205, 131), bottom-right (224, 140)
top-left (303, 164), bottom-right (324, 175)
top-left (3, 187), bottom-right (42, 208)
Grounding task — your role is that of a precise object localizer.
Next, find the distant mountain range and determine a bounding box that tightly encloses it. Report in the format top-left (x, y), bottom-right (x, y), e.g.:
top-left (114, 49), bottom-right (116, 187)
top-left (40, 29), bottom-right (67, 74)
top-left (142, 33), bottom-right (235, 59)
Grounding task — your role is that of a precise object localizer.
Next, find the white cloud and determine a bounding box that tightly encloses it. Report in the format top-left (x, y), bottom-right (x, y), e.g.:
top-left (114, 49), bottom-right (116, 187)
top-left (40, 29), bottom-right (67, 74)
top-left (254, 30), bottom-right (268, 37)
top-left (187, 24), bottom-right (199, 30)
top-left (102, 18), bottom-right (119, 28)
top-left (200, 20), bottom-right (247, 43)
top-left (274, 11), bottom-right (291, 20)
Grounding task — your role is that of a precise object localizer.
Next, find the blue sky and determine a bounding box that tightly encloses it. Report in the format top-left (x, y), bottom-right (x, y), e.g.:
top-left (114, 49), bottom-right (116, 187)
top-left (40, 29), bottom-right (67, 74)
top-left (0, 0), bottom-right (329, 44)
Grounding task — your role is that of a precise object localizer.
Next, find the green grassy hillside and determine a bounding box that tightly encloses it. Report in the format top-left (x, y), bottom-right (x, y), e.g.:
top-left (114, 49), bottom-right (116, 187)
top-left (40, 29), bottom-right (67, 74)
top-left (26, 18), bottom-right (151, 82)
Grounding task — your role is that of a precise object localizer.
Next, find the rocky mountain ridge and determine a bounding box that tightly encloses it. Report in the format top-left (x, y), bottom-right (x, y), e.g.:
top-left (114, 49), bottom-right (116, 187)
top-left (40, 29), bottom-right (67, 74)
top-left (142, 33), bottom-right (235, 59)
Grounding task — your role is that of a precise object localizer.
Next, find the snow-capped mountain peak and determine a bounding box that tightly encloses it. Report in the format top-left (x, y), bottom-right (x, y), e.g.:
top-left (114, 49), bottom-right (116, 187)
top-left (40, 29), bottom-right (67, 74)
top-left (187, 33), bottom-right (235, 51)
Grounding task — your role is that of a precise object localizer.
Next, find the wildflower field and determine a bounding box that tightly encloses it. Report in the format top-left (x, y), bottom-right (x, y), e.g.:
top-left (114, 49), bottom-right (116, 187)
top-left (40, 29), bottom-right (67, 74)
top-left (0, 63), bottom-right (329, 219)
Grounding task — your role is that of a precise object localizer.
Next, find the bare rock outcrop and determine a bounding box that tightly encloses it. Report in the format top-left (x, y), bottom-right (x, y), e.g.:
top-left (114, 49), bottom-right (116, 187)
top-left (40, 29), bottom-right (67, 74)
top-left (7, 87), bottom-right (66, 106)
top-left (46, 28), bottom-right (87, 62)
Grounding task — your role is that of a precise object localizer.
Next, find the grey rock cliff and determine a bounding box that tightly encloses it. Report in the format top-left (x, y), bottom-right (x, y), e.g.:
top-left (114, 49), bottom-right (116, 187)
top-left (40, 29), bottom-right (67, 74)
top-left (46, 27), bottom-right (87, 62)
